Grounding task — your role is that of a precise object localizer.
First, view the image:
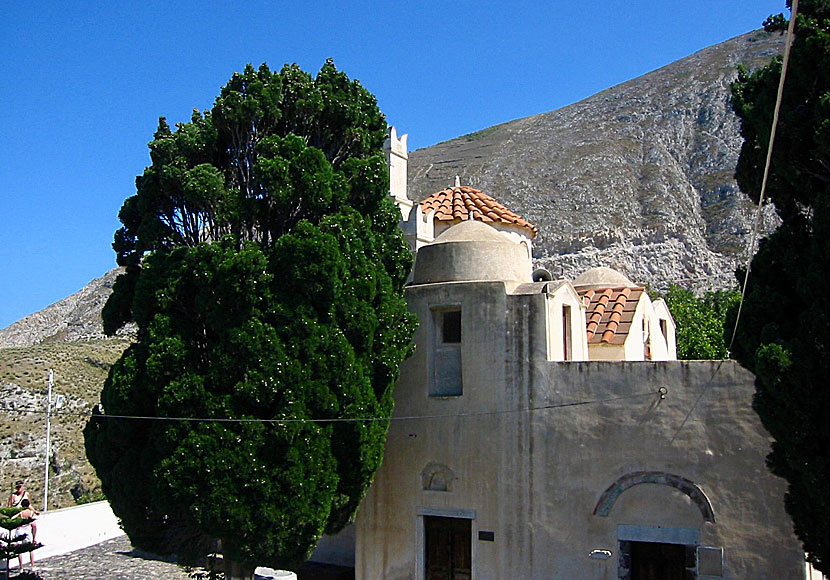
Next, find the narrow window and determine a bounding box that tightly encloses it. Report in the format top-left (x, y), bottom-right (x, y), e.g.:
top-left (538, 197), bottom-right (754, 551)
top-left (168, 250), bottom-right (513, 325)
top-left (442, 310), bottom-right (461, 344)
top-left (431, 308), bottom-right (462, 396)
top-left (562, 304), bottom-right (572, 361)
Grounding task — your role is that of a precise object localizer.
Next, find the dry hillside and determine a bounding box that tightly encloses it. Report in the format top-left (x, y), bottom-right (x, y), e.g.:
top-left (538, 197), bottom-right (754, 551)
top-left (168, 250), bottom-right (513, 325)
top-left (0, 338), bottom-right (130, 509)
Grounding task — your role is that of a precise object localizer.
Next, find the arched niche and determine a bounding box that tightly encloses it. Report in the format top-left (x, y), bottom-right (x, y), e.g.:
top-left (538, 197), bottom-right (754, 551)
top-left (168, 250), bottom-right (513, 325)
top-left (421, 462), bottom-right (456, 492)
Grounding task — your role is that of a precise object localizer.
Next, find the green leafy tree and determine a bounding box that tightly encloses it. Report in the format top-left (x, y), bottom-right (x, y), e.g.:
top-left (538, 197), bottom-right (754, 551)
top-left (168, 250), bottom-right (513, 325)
top-left (730, 1), bottom-right (830, 572)
top-left (84, 61), bottom-right (416, 577)
top-left (658, 285), bottom-right (739, 360)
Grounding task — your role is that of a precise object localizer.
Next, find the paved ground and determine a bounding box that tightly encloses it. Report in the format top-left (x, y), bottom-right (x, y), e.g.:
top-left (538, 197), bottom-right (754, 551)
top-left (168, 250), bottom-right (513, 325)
top-left (11, 535), bottom-right (353, 580)
top-left (15, 536), bottom-right (192, 580)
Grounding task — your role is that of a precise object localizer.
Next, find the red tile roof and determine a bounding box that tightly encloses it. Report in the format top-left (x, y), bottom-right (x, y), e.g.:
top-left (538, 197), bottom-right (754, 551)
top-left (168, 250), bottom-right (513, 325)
top-left (578, 287), bottom-right (645, 345)
top-left (420, 186), bottom-right (538, 238)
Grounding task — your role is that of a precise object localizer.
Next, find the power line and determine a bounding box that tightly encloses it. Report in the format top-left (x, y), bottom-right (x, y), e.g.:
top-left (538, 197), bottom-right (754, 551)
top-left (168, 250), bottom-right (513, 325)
top-left (0, 389), bottom-right (662, 425)
top-left (669, 359), bottom-right (725, 445)
top-left (670, 2), bottom-right (800, 443)
top-left (729, 0), bottom-right (799, 353)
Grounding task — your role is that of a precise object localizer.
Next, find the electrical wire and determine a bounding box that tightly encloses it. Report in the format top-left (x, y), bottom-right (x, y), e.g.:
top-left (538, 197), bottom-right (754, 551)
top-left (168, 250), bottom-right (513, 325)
top-left (670, 2), bottom-right (800, 443)
top-left (0, 389), bottom-right (662, 424)
top-left (728, 0), bottom-right (799, 352)
top-left (668, 359), bottom-right (725, 445)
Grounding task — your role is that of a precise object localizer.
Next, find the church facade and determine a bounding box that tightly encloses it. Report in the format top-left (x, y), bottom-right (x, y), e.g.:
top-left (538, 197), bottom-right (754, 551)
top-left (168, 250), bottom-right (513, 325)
top-left (315, 128), bottom-right (805, 579)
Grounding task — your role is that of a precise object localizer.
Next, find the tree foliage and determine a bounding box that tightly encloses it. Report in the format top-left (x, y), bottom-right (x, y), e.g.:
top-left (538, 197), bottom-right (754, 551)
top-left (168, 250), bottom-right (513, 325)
top-left (730, 1), bottom-right (830, 571)
top-left (84, 61), bottom-right (416, 573)
top-left (658, 285), bottom-right (738, 360)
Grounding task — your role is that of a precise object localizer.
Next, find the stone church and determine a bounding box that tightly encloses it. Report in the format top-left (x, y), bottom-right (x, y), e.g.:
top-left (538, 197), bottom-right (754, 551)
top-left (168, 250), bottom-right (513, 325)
top-left (313, 128), bottom-right (806, 579)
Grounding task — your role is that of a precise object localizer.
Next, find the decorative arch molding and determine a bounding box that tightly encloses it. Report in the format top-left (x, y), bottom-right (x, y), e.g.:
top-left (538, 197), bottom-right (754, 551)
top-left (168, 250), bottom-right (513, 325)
top-left (421, 462), bottom-right (456, 492)
top-left (593, 471), bottom-right (715, 523)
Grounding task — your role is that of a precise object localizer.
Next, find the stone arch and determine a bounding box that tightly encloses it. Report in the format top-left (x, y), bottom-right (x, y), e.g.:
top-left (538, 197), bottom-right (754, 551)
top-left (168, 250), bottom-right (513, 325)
top-left (421, 462), bottom-right (456, 492)
top-left (593, 471), bottom-right (715, 523)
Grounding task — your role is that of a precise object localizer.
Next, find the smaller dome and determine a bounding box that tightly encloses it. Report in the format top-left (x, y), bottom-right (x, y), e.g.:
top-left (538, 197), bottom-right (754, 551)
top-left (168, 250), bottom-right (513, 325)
top-left (572, 267), bottom-right (638, 289)
top-left (412, 221), bottom-right (532, 285)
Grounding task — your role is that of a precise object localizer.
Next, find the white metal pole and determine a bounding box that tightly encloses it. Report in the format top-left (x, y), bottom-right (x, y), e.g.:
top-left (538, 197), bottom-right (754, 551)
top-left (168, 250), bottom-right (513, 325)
top-left (43, 369), bottom-right (53, 512)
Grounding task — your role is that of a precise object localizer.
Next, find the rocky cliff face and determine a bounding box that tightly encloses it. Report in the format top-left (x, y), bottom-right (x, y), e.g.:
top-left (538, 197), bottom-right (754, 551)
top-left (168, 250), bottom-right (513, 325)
top-left (408, 30), bottom-right (785, 291)
top-left (0, 268), bottom-right (132, 349)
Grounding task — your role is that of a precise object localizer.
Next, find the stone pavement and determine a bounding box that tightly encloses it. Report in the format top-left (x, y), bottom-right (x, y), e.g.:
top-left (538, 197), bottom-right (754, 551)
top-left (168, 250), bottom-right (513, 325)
top-left (22, 535), bottom-right (353, 580)
top-left (24, 535), bottom-right (192, 579)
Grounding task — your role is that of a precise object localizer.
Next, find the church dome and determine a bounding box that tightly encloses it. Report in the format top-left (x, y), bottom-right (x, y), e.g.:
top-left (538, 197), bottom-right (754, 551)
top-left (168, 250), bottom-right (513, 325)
top-left (412, 220), bottom-right (532, 284)
top-left (572, 267), bottom-right (638, 289)
top-left (420, 185), bottom-right (538, 238)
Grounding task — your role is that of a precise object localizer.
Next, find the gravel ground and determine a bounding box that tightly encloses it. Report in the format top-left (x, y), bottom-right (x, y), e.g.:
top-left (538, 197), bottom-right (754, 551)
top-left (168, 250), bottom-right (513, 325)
top-left (18, 535), bottom-right (193, 579)
top-left (9, 535), bottom-right (353, 580)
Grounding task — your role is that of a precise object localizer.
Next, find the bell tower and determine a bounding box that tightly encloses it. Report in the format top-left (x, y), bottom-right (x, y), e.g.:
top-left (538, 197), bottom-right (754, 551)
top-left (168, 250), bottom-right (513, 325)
top-left (384, 126), bottom-right (413, 221)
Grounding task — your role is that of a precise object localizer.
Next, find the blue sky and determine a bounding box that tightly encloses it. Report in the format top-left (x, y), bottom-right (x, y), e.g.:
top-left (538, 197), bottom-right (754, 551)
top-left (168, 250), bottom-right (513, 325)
top-left (0, 1), bottom-right (785, 330)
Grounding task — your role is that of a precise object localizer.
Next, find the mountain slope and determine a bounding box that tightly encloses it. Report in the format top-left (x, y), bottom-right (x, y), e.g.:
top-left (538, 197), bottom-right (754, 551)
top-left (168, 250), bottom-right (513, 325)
top-left (0, 338), bottom-right (130, 509)
top-left (0, 269), bottom-right (130, 349)
top-left (408, 30), bottom-right (785, 291)
top-left (0, 272), bottom-right (132, 508)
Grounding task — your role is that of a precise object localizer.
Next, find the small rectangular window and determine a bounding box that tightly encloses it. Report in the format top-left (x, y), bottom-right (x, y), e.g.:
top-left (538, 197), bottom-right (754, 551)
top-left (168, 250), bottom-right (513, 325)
top-left (562, 304), bottom-right (572, 361)
top-left (431, 307), bottom-right (462, 396)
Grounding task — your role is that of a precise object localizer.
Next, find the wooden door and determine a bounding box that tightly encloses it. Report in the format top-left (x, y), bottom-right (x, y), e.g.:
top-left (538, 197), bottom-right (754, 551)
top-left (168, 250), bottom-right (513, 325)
top-left (425, 516), bottom-right (471, 580)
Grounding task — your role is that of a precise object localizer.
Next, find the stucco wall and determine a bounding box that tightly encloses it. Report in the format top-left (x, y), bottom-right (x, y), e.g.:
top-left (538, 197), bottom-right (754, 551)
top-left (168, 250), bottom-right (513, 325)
top-left (519, 360), bottom-right (802, 579)
top-left (355, 277), bottom-right (803, 579)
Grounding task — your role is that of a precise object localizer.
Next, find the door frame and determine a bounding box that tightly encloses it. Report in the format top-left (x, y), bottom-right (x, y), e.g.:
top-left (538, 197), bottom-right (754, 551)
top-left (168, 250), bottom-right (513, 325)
top-left (617, 524), bottom-right (700, 579)
top-left (417, 507), bottom-right (476, 580)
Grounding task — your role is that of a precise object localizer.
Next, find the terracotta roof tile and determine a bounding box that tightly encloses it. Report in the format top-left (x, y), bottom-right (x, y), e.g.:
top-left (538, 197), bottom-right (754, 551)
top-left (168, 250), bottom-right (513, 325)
top-left (578, 287), bottom-right (644, 345)
top-left (420, 185), bottom-right (539, 238)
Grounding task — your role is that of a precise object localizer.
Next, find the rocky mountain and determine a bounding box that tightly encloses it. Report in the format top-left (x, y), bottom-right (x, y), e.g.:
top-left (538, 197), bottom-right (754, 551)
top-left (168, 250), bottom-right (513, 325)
top-left (0, 268), bottom-right (133, 349)
top-left (1, 31), bottom-right (785, 348)
top-left (0, 270), bottom-right (132, 508)
top-left (408, 30), bottom-right (785, 291)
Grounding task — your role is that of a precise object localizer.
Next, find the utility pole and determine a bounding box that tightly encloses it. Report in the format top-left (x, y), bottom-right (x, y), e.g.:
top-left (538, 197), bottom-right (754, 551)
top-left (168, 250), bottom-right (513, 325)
top-left (42, 370), bottom-right (64, 512)
top-left (43, 369), bottom-right (53, 511)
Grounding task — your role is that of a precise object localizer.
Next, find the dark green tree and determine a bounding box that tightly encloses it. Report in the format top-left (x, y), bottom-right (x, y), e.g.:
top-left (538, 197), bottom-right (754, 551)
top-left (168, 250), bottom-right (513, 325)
top-left (658, 285), bottom-right (739, 360)
top-left (84, 61), bottom-right (416, 577)
top-left (730, 1), bottom-right (830, 572)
